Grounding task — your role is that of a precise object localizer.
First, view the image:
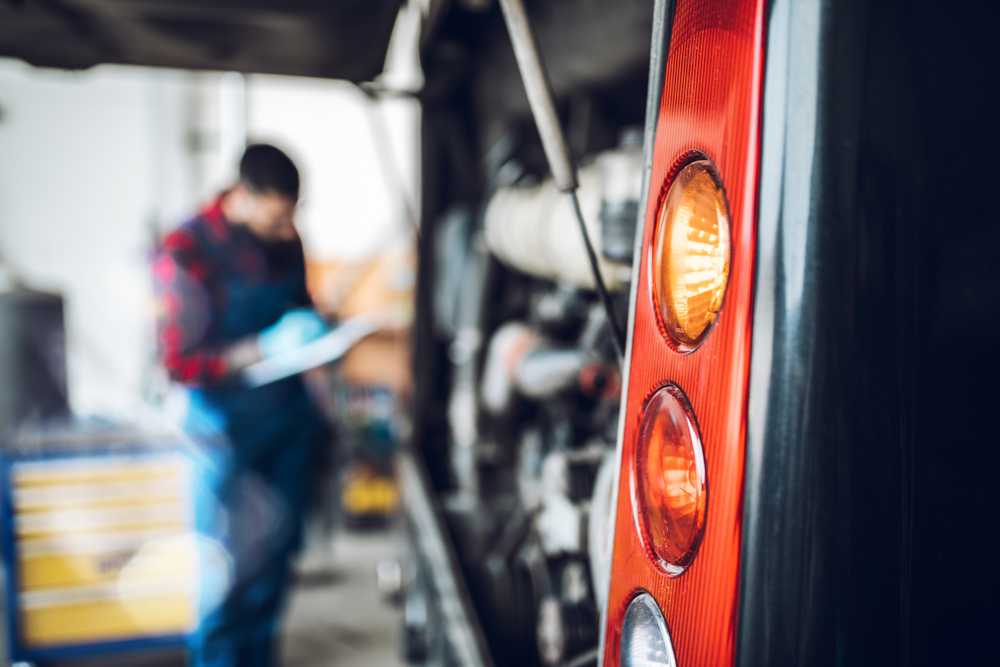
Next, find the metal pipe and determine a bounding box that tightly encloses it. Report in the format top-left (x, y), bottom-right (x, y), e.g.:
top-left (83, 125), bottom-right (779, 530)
top-left (497, 0), bottom-right (577, 192)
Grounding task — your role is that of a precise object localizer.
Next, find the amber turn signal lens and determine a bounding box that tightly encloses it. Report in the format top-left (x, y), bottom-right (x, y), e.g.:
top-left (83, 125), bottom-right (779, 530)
top-left (653, 159), bottom-right (731, 350)
top-left (633, 384), bottom-right (707, 575)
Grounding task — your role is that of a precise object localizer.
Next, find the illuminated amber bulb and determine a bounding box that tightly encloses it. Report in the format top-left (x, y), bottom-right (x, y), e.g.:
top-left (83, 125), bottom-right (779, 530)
top-left (653, 159), bottom-right (731, 350)
top-left (633, 384), bottom-right (707, 575)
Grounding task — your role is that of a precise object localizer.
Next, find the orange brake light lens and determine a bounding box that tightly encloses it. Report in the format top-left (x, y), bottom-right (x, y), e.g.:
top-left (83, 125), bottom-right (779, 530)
top-left (633, 384), bottom-right (708, 575)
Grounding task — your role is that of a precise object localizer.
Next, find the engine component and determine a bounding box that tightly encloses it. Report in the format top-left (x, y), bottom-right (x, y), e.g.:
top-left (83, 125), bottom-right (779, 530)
top-left (532, 286), bottom-right (591, 341)
top-left (497, 0), bottom-right (628, 356)
top-left (587, 451), bottom-right (617, 610)
top-left (483, 146), bottom-right (640, 292)
top-left (482, 531), bottom-right (543, 665)
top-left (537, 561), bottom-right (599, 667)
top-left (536, 492), bottom-right (584, 555)
top-left (436, 154), bottom-right (632, 667)
top-left (600, 128), bottom-right (645, 264)
top-left (517, 348), bottom-right (589, 401)
top-left (432, 207), bottom-right (477, 338)
top-left (481, 321), bottom-right (596, 417)
top-left (446, 227), bottom-right (492, 499)
top-left (481, 317), bottom-right (618, 420)
top-left (481, 322), bottom-right (540, 415)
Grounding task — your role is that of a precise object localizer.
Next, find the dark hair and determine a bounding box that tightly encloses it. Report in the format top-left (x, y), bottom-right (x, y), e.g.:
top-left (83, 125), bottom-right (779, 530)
top-left (238, 143), bottom-right (300, 200)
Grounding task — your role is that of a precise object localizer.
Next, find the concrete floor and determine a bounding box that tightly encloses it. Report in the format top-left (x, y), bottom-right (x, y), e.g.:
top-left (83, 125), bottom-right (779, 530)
top-left (281, 523), bottom-right (406, 667)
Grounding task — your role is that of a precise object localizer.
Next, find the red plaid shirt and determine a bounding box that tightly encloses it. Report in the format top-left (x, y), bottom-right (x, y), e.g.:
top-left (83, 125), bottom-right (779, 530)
top-left (153, 197), bottom-right (309, 385)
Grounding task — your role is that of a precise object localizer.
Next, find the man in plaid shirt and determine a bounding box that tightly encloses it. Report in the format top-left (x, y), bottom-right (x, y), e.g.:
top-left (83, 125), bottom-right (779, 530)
top-left (154, 144), bottom-right (329, 667)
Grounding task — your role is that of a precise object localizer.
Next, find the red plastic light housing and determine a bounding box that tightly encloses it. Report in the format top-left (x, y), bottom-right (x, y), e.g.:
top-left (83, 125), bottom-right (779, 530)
top-left (602, 0), bottom-right (764, 665)
top-left (632, 384), bottom-right (708, 576)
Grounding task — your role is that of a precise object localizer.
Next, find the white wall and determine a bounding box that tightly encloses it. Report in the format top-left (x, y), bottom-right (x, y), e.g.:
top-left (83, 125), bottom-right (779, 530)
top-left (0, 60), bottom-right (201, 417)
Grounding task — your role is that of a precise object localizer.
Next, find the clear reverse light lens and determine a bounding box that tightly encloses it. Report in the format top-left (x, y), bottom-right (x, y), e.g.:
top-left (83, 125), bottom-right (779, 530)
top-left (620, 593), bottom-right (678, 667)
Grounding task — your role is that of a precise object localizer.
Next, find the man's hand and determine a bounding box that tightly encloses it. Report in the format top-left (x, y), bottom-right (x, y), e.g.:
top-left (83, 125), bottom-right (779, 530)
top-left (258, 309), bottom-right (329, 358)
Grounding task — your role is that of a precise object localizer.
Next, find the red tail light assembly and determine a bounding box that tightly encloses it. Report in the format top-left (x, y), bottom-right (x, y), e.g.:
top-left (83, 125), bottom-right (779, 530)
top-left (602, 0), bottom-right (764, 665)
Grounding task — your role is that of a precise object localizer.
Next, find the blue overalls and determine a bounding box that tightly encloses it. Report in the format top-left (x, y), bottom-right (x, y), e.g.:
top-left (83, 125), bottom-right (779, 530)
top-left (154, 202), bottom-right (328, 667)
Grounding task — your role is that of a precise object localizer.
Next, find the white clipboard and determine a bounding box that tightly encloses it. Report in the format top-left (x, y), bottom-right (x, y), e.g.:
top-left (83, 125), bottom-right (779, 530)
top-left (241, 315), bottom-right (381, 387)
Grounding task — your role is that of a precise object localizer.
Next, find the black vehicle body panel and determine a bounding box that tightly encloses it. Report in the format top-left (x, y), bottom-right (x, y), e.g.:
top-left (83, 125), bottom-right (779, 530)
top-left (741, 1), bottom-right (1000, 664)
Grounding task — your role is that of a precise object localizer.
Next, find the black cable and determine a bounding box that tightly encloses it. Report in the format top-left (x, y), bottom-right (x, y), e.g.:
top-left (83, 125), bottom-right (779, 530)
top-left (568, 191), bottom-right (626, 360)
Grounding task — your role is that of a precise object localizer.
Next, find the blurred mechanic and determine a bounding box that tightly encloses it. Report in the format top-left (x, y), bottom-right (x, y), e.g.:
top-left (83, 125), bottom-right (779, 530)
top-left (154, 144), bottom-right (329, 667)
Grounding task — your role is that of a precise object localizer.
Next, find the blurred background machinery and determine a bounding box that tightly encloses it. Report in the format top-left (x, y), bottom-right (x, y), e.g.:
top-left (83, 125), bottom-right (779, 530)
top-left (403, 2), bottom-right (655, 664)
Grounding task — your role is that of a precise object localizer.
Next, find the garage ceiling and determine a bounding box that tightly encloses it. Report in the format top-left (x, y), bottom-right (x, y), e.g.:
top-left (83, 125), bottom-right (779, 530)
top-left (0, 0), bottom-right (402, 80)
